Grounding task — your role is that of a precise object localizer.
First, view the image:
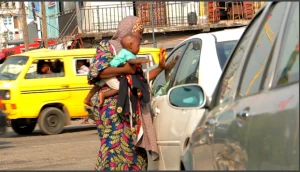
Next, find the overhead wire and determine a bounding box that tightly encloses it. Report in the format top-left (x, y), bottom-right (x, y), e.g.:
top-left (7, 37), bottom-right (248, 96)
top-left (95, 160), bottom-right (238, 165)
top-left (1, 2), bottom-right (81, 50)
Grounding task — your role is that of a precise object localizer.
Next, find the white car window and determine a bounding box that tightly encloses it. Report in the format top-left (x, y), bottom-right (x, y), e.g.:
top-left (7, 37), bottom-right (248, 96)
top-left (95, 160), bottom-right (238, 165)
top-left (215, 40), bottom-right (238, 69)
top-left (172, 40), bottom-right (201, 87)
top-left (151, 44), bottom-right (186, 96)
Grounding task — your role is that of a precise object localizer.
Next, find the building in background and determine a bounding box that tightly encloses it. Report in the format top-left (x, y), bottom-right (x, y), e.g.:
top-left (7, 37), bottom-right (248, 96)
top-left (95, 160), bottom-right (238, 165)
top-left (27, 1), bottom-right (60, 39)
top-left (45, 1), bottom-right (59, 39)
top-left (0, 1), bottom-right (23, 48)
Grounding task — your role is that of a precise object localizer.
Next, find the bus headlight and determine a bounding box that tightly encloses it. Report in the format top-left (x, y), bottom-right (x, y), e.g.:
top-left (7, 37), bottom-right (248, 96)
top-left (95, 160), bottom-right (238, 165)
top-left (3, 91), bottom-right (10, 100)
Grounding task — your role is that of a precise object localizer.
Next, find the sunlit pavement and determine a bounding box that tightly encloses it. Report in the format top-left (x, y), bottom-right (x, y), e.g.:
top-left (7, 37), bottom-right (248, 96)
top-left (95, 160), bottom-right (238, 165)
top-left (0, 120), bottom-right (98, 170)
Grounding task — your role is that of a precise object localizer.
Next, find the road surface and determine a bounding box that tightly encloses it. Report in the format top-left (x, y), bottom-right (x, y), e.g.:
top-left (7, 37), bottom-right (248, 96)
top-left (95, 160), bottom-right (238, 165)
top-left (0, 121), bottom-right (98, 170)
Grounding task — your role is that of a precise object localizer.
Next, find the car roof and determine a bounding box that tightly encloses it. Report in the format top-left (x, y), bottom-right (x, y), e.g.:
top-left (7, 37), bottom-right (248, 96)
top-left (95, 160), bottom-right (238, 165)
top-left (211, 27), bottom-right (246, 42)
top-left (9, 47), bottom-right (160, 59)
top-left (10, 48), bottom-right (97, 58)
top-left (181, 26), bottom-right (246, 43)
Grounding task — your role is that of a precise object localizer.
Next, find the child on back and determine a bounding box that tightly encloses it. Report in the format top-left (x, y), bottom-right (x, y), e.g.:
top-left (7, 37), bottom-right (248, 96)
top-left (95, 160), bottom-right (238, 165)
top-left (84, 33), bottom-right (150, 107)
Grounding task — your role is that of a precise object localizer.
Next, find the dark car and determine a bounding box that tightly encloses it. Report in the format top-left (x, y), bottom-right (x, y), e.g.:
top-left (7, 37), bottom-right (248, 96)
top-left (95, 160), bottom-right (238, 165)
top-left (172, 1), bottom-right (299, 170)
top-left (0, 96), bottom-right (7, 135)
top-left (0, 110), bottom-right (7, 135)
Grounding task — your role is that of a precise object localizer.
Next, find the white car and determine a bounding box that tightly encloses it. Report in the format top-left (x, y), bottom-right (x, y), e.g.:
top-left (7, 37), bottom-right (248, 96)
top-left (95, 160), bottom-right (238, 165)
top-left (148, 27), bottom-right (245, 170)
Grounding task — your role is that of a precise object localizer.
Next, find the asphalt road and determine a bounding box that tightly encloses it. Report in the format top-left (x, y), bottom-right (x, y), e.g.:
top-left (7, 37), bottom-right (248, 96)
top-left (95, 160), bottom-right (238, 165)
top-left (0, 121), bottom-right (99, 170)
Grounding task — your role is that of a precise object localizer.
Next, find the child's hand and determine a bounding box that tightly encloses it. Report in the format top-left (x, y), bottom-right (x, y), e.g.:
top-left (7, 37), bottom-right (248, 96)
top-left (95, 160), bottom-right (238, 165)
top-left (140, 59), bottom-right (151, 64)
top-left (84, 99), bottom-right (94, 107)
top-left (98, 91), bottom-right (105, 106)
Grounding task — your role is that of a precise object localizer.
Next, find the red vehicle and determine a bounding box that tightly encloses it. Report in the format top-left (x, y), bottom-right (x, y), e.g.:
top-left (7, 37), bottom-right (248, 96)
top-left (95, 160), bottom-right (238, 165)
top-left (0, 38), bottom-right (57, 63)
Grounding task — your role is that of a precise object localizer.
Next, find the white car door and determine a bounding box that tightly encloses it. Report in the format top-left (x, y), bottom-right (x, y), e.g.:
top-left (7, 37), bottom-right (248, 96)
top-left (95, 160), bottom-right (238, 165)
top-left (153, 39), bottom-right (203, 170)
top-left (149, 44), bottom-right (188, 169)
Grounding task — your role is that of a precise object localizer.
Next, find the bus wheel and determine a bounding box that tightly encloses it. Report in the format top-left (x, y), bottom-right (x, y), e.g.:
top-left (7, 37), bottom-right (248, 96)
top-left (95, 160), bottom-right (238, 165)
top-left (38, 107), bottom-right (65, 135)
top-left (11, 119), bottom-right (36, 135)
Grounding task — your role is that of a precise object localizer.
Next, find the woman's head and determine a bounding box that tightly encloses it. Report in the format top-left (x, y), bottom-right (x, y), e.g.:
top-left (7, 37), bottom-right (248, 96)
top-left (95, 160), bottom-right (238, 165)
top-left (109, 16), bottom-right (144, 54)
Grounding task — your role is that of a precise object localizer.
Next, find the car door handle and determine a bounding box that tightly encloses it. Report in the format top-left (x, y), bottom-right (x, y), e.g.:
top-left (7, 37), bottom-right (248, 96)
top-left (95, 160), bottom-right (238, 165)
top-left (236, 108), bottom-right (249, 121)
top-left (61, 84), bottom-right (70, 88)
top-left (155, 107), bottom-right (160, 116)
top-left (205, 118), bottom-right (216, 126)
top-left (197, 127), bottom-right (213, 145)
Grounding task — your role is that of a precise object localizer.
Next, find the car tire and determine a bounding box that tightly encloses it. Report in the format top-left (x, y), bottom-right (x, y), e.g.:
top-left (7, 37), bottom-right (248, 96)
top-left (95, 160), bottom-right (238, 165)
top-left (11, 119), bottom-right (36, 135)
top-left (38, 107), bottom-right (65, 135)
top-left (181, 161), bottom-right (186, 171)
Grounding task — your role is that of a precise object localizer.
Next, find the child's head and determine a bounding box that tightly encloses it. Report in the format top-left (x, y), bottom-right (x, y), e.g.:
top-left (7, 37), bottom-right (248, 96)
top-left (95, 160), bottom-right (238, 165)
top-left (121, 34), bottom-right (140, 55)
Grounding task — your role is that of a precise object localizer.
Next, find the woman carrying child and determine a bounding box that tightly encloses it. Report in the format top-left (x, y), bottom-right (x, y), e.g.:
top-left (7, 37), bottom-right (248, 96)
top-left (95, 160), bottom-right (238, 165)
top-left (86, 16), bottom-right (167, 171)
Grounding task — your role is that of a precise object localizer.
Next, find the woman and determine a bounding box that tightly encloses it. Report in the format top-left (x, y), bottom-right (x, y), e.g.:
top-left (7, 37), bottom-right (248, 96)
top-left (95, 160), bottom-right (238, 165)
top-left (87, 16), bottom-right (166, 171)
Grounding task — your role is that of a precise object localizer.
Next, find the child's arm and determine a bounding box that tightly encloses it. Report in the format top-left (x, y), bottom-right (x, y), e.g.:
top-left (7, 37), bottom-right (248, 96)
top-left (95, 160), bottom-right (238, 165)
top-left (127, 59), bottom-right (151, 64)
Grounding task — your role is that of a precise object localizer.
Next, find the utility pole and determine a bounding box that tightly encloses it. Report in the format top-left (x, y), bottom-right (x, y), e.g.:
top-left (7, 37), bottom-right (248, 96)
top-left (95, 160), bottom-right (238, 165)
top-left (0, 33), bottom-right (2, 50)
top-left (21, 1), bottom-right (29, 51)
top-left (41, 0), bottom-right (48, 48)
top-left (75, 2), bottom-right (82, 33)
top-left (150, 1), bottom-right (156, 48)
top-left (32, 2), bottom-right (37, 21)
top-left (32, 2), bottom-right (42, 39)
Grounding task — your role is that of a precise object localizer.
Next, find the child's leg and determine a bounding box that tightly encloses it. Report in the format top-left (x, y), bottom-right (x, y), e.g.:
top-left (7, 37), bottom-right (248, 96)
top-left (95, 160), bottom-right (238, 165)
top-left (97, 77), bottom-right (120, 106)
top-left (84, 85), bottom-right (101, 106)
top-left (84, 80), bottom-right (107, 106)
top-left (98, 89), bottom-right (119, 105)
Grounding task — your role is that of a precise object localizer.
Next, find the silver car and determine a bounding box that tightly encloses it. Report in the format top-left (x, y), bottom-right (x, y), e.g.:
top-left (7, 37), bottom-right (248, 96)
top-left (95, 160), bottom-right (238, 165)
top-left (180, 1), bottom-right (299, 170)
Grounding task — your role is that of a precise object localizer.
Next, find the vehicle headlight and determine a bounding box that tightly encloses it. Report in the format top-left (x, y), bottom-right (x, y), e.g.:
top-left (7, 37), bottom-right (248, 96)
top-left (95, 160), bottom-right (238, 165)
top-left (3, 90), bottom-right (10, 100)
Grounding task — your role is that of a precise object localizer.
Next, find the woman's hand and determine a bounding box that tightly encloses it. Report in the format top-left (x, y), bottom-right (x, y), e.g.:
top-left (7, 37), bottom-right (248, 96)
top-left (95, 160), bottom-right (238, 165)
top-left (158, 47), bottom-right (167, 69)
top-left (148, 47), bottom-right (167, 81)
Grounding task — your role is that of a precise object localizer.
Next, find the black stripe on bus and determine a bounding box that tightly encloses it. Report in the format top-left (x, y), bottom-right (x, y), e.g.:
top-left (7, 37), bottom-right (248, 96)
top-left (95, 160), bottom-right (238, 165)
top-left (20, 87), bottom-right (92, 94)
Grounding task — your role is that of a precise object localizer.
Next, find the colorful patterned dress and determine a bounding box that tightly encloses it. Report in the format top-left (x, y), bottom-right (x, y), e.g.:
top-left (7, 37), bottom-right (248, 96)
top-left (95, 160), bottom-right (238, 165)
top-left (88, 40), bottom-right (148, 171)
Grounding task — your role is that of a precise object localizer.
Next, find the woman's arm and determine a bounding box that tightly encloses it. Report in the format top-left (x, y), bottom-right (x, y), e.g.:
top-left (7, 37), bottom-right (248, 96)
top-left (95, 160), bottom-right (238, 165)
top-left (98, 63), bottom-right (136, 79)
top-left (149, 66), bottom-right (164, 81)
